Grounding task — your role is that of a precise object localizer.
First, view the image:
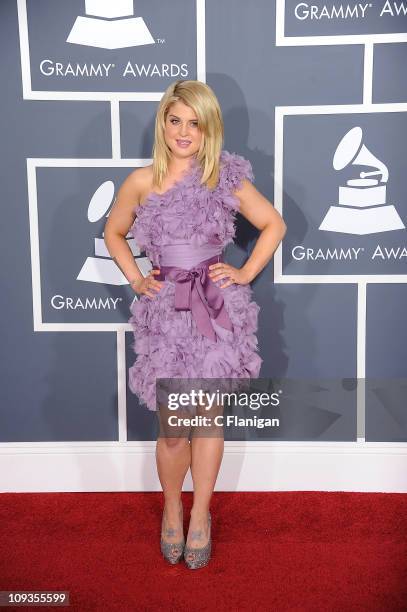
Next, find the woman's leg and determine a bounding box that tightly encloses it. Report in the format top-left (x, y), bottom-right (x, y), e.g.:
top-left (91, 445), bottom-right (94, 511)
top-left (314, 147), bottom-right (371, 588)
top-left (186, 401), bottom-right (224, 554)
top-left (156, 404), bottom-right (191, 550)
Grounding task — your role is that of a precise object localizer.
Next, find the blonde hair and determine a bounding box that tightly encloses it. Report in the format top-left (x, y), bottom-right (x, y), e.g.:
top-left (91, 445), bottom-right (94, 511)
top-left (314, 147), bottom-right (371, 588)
top-left (152, 80), bottom-right (224, 191)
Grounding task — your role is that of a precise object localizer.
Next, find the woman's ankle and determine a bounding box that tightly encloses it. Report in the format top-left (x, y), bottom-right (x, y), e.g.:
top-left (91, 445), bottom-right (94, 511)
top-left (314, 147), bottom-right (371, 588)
top-left (190, 505), bottom-right (210, 519)
top-left (163, 497), bottom-right (183, 519)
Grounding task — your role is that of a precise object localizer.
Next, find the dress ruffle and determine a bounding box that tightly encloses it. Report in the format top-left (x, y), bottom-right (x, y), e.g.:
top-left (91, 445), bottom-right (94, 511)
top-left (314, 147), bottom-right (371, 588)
top-left (128, 150), bottom-right (262, 411)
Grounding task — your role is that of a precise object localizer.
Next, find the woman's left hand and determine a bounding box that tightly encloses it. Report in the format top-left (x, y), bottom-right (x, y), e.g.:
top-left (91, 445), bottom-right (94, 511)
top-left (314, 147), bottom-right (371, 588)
top-left (208, 262), bottom-right (252, 288)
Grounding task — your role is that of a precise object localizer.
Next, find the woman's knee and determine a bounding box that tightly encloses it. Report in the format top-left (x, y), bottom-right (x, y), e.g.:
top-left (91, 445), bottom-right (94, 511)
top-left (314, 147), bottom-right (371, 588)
top-left (159, 436), bottom-right (190, 450)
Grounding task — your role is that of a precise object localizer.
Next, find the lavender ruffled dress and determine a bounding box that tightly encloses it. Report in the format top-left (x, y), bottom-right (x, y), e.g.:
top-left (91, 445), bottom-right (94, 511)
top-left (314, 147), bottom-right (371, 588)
top-left (128, 150), bottom-right (262, 411)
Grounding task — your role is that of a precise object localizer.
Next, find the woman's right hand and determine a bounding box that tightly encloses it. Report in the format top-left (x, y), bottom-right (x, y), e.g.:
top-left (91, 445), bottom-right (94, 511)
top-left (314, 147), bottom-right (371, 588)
top-left (131, 269), bottom-right (163, 298)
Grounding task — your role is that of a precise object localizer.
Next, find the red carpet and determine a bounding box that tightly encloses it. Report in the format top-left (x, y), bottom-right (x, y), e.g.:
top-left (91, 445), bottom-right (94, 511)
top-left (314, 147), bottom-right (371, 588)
top-left (1, 492), bottom-right (406, 611)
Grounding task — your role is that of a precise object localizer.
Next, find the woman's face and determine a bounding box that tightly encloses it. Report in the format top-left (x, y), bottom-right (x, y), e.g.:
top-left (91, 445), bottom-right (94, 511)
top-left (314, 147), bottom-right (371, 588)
top-left (164, 100), bottom-right (202, 159)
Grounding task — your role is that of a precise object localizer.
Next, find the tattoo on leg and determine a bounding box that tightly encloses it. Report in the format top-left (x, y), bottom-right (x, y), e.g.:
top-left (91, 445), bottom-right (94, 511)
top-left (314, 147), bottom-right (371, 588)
top-left (190, 529), bottom-right (203, 541)
top-left (164, 527), bottom-right (178, 537)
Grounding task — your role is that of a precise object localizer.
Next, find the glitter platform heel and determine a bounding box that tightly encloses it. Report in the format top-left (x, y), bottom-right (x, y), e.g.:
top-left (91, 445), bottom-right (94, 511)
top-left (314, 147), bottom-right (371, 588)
top-left (184, 511), bottom-right (211, 569)
top-left (160, 503), bottom-right (185, 565)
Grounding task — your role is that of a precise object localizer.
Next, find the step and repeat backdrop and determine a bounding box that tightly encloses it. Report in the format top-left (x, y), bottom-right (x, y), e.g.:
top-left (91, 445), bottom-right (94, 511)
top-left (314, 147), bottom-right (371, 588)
top-left (1, 0), bottom-right (407, 446)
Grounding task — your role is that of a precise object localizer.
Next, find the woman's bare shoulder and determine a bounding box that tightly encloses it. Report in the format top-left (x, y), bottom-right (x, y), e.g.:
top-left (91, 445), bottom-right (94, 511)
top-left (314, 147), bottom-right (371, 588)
top-left (127, 164), bottom-right (153, 189)
top-left (133, 165), bottom-right (155, 203)
top-left (119, 164), bottom-right (154, 211)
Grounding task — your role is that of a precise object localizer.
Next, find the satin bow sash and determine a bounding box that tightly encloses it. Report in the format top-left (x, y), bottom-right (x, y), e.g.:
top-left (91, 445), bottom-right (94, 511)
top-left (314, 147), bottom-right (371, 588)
top-left (156, 254), bottom-right (234, 343)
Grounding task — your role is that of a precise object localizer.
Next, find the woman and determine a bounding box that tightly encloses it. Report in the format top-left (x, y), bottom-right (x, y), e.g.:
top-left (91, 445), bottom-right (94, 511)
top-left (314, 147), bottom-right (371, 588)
top-left (104, 79), bottom-right (286, 569)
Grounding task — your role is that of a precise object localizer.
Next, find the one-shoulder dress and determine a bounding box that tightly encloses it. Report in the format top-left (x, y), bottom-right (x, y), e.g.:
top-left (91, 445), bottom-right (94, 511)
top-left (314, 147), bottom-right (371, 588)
top-left (128, 149), bottom-right (262, 411)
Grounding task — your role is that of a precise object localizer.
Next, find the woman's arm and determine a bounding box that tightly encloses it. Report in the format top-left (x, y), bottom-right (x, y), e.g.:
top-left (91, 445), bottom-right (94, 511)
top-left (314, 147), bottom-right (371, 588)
top-left (103, 169), bottom-right (146, 290)
top-left (235, 179), bottom-right (287, 282)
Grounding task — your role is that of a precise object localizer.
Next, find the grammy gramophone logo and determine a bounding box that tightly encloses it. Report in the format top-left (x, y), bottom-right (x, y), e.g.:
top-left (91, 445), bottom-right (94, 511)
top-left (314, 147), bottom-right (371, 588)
top-left (319, 126), bottom-right (405, 236)
top-left (77, 180), bottom-right (149, 285)
top-left (67, 0), bottom-right (155, 50)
